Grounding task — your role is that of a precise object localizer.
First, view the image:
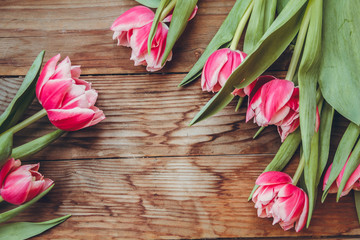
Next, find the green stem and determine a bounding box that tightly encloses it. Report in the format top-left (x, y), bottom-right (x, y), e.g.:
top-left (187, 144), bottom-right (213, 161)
top-left (235, 97), bottom-right (244, 112)
top-left (229, 0), bottom-right (254, 50)
top-left (160, 0), bottom-right (177, 21)
top-left (7, 109), bottom-right (47, 134)
top-left (0, 196), bottom-right (3, 203)
top-left (293, 154), bottom-right (305, 185)
top-left (253, 126), bottom-right (265, 139)
top-left (285, 4), bottom-right (311, 81)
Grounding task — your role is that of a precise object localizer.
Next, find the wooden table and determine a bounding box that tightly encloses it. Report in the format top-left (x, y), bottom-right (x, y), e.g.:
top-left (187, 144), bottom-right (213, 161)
top-left (0, 0), bottom-right (359, 239)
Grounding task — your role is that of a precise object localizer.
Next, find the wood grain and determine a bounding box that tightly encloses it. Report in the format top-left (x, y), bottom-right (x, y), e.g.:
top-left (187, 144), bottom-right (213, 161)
top-left (9, 155), bottom-right (360, 239)
top-left (0, 0), bottom-right (291, 76)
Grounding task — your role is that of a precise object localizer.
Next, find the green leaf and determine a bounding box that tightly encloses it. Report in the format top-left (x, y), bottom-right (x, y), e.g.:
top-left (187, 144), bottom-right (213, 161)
top-left (304, 128), bottom-right (319, 227)
top-left (0, 215), bottom-right (71, 240)
top-left (298, 0), bottom-right (322, 168)
top-left (0, 51), bottom-right (45, 134)
top-left (336, 139), bottom-right (360, 201)
top-left (319, 0), bottom-right (360, 125)
top-left (190, 0), bottom-right (307, 125)
top-left (276, 0), bottom-right (290, 14)
top-left (147, 0), bottom-right (170, 54)
top-left (11, 129), bottom-right (65, 160)
top-left (135, 0), bottom-right (161, 8)
top-left (321, 122), bottom-right (360, 202)
top-left (161, 0), bottom-right (198, 65)
top-left (248, 129), bottom-right (301, 200)
top-left (355, 191), bottom-right (360, 224)
top-left (179, 0), bottom-right (252, 86)
top-left (0, 131), bottom-right (13, 167)
top-left (316, 101), bottom-right (334, 185)
top-left (0, 185), bottom-right (54, 223)
top-left (243, 0), bottom-right (277, 53)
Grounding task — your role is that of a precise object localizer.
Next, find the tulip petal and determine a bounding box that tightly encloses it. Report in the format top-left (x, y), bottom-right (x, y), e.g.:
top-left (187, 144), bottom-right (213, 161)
top-left (256, 171), bottom-right (292, 186)
top-left (0, 158), bottom-right (21, 185)
top-left (52, 57), bottom-right (72, 80)
top-left (110, 6), bottom-right (154, 32)
top-left (47, 108), bottom-right (96, 131)
top-left (40, 79), bottom-right (73, 109)
top-left (259, 80), bottom-right (294, 122)
top-left (36, 54), bottom-right (61, 97)
top-left (295, 190), bottom-right (308, 232)
top-left (71, 66), bottom-right (81, 78)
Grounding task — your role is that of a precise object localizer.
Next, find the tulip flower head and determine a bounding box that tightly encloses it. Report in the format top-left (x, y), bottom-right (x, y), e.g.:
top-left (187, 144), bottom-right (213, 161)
top-left (252, 171), bottom-right (308, 232)
top-left (201, 48), bottom-right (248, 94)
top-left (36, 54), bottom-right (105, 131)
top-left (111, 6), bottom-right (172, 72)
top-left (0, 158), bottom-right (53, 205)
top-left (323, 154), bottom-right (360, 197)
top-left (246, 76), bottom-right (300, 142)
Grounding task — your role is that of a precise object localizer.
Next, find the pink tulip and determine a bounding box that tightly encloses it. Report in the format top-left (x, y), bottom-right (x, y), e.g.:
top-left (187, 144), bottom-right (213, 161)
top-left (36, 54), bottom-right (105, 131)
top-left (0, 158), bottom-right (53, 205)
top-left (201, 48), bottom-right (248, 94)
top-left (246, 76), bottom-right (320, 142)
top-left (253, 171), bottom-right (308, 232)
top-left (323, 154), bottom-right (360, 197)
top-left (110, 6), bottom-right (174, 72)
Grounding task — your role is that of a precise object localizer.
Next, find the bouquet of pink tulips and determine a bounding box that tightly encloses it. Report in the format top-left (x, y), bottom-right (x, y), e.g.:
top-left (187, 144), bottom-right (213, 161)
top-left (0, 51), bottom-right (105, 238)
top-left (179, 0), bottom-right (360, 232)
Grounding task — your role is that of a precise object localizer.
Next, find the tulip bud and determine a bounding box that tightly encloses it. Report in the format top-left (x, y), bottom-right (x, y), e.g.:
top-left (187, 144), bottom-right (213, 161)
top-left (0, 158), bottom-right (53, 205)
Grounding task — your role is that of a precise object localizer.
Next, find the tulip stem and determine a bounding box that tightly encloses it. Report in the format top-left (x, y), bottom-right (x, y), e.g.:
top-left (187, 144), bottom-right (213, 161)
top-left (8, 109), bottom-right (47, 134)
top-left (293, 154), bottom-right (305, 185)
top-left (235, 97), bottom-right (244, 112)
top-left (253, 126), bottom-right (266, 139)
top-left (229, 0), bottom-right (254, 50)
top-left (285, 3), bottom-right (311, 81)
top-left (160, 0), bottom-right (177, 21)
top-left (0, 196), bottom-right (3, 203)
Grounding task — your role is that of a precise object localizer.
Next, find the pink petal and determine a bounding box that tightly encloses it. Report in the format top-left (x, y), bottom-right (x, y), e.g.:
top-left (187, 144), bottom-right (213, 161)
top-left (71, 66), bottom-right (81, 78)
top-left (255, 171), bottom-right (292, 186)
top-left (259, 80), bottom-right (294, 122)
top-left (36, 54), bottom-right (61, 98)
top-left (110, 6), bottom-right (154, 32)
top-left (0, 158), bottom-right (21, 185)
top-left (47, 107), bottom-right (96, 131)
top-left (129, 22), bottom-right (153, 66)
top-left (52, 56), bottom-right (72, 80)
top-left (322, 163), bottom-right (338, 193)
top-left (39, 79), bottom-right (73, 109)
top-left (201, 49), bottom-right (229, 92)
top-left (295, 190), bottom-right (308, 232)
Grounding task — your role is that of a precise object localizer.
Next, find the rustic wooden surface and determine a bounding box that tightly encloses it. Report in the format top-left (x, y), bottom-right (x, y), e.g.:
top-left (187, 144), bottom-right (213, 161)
top-left (0, 0), bottom-right (358, 239)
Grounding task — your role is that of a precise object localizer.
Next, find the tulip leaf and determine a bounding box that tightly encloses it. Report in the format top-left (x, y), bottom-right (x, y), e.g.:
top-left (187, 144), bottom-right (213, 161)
top-left (321, 122), bottom-right (360, 202)
top-left (147, 0), bottom-right (170, 54)
top-left (190, 0), bottom-right (307, 125)
top-left (336, 139), bottom-right (360, 201)
top-left (161, 0), bottom-right (198, 66)
top-left (0, 131), bottom-right (13, 167)
top-left (0, 51), bottom-right (45, 134)
top-left (248, 129), bottom-right (301, 200)
top-left (304, 127), bottom-right (319, 227)
top-left (298, 0), bottom-right (322, 169)
top-left (316, 101), bottom-right (334, 185)
top-left (243, 0), bottom-right (277, 53)
top-left (276, 0), bottom-right (290, 13)
top-left (319, 0), bottom-right (360, 125)
top-left (0, 185), bottom-right (54, 223)
top-left (179, 0), bottom-right (252, 86)
top-left (355, 191), bottom-right (360, 224)
top-left (0, 214), bottom-right (71, 240)
top-left (11, 129), bottom-right (65, 160)
top-left (135, 0), bottom-right (161, 8)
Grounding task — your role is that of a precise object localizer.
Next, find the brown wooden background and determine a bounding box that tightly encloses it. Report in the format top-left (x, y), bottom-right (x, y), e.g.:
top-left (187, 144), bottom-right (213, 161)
top-left (0, 0), bottom-right (359, 239)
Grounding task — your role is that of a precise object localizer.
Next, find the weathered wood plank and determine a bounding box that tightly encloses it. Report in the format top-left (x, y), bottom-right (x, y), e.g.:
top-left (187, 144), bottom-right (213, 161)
top-left (0, 73), bottom-right (348, 161)
top-left (0, 0), bottom-right (291, 76)
top-left (1, 73), bottom-right (282, 161)
top-left (9, 155), bottom-right (360, 239)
